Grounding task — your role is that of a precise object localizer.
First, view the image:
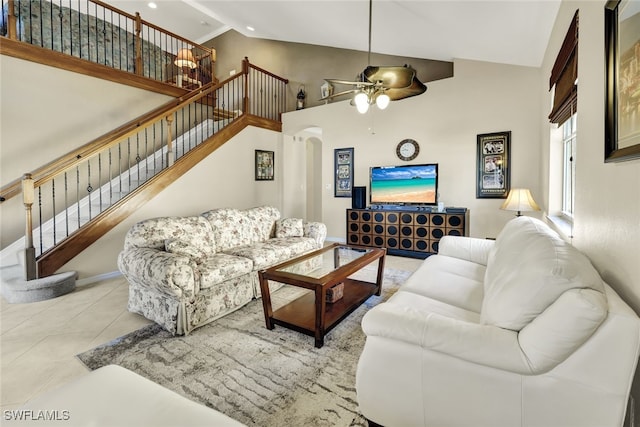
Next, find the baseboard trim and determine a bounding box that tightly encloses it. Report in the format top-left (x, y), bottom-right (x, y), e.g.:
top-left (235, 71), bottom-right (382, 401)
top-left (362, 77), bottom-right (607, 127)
top-left (76, 270), bottom-right (122, 287)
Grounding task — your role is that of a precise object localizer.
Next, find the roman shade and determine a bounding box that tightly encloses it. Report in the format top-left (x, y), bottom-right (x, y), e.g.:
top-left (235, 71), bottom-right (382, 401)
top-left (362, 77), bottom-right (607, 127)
top-left (549, 10), bottom-right (579, 125)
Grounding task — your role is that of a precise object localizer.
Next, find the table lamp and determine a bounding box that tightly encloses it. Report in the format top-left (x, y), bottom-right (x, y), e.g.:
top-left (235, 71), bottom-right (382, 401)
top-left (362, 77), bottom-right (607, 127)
top-left (500, 188), bottom-right (541, 216)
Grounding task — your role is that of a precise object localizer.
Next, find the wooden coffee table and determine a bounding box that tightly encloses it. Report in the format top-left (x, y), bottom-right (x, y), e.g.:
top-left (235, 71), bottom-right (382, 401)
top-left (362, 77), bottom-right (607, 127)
top-left (258, 243), bottom-right (386, 348)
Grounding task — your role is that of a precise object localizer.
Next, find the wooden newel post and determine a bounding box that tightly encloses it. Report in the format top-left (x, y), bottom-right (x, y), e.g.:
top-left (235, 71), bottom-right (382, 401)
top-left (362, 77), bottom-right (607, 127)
top-left (134, 12), bottom-right (143, 76)
top-left (166, 115), bottom-right (174, 166)
top-left (243, 57), bottom-right (250, 115)
top-left (22, 174), bottom-right (37, 280)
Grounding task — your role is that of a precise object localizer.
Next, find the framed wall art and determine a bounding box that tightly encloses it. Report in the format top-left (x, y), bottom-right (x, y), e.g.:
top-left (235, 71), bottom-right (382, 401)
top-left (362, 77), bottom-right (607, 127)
top-left (476, 131), bottom-right (511, 198)
top-left (605, 0), bottom-right (640, 162)
top-left (334, 147), bottom-right (354, 197)
top-left (255, 150), bottom-right (274, 181)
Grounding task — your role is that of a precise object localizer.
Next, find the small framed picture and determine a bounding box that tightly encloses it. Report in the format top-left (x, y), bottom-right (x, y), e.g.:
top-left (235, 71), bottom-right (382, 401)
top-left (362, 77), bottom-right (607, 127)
top-left (255, 150), bottom-right (274, 181)
top-left (334, 147), bottom-right (353, 197)
top-left (476, 131), bottom-right (510, 198)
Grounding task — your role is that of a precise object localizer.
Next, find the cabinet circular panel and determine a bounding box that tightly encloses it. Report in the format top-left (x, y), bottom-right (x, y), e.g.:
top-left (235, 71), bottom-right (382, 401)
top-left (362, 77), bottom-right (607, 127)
top-left (416, 214), bottom-right (429, 225)
top-left (416, 240), bottom-right (429, 251)
top-left (349, 211), bottom-right (360, 221)
top-left (401, 214), bottom-right (413, 224)
top-left (448, 215), bottom-right (462, 227)
top-left (349, 223), bottom-right (360, 232)
top-left (386, 237), bottom-right (398, 248)
top-left (401, 238), bottom-right (413, 249)
top-left (401, 226), bottom-right (413, 236)
top-left (431, 214), bottom-right (444, 226)
top-left (416, 227), bottom-right (428, 238)
top-left (387, 213), bottom-right (398, 223)
top-left (432, 228), bottom-right (444, 239)
top-left (362, 212), bottom-right (372, 221)
top-left (374, 212), bottom-right (385, 222)
top-left (374, 224), bottom-right (384, 234)
top-left (362, 224), bottom-right (371, 233)
top-left (374, 236), bottom-right (384, 246)
top-left (387, 225), bottom-right (398, 235)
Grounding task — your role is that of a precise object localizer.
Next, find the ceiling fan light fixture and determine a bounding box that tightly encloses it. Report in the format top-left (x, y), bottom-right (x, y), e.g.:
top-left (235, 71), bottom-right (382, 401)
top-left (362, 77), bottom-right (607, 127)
top-left (375, 92), bottom-right (390, 110)
top-left (355, 92), bottom-right (370, 114)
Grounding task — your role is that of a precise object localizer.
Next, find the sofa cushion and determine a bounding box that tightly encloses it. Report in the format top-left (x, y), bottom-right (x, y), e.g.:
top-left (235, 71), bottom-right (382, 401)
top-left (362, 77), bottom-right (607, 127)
top-left (245, 206), bottom-right (281, 240)
top-left (400, 254), bottom-right (485, 313)
top-left (202, 206), bottom-right (280, 252)
top-left (275, 218), bottom-right (304, 238)
top-left (198, 253), bottom-right (253, 289)
top-left (225, 237), bottom-right (316, 271)
top-left (386, 291), bottom-right (482, 324)
top-left (165, 239), bottom-right (209, 263)
top-left (201, 208), bottom-right (256, 251)
top-left (481, 216), bottom-right (605, 331)
top-left (267, 237), bottom-right (317, 258)
top-left (124, 216), bottom-right (215, 255)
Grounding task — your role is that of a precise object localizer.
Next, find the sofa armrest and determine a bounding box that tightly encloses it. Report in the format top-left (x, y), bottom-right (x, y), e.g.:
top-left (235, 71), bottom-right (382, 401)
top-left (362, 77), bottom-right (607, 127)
top-left (361, 303), bottom-right (534, 374)
top-left (303, 221), bottom-right (327, 248)
top-left (437, 236), bottom-right (494, 266)
top-left (117, 247), bottom-right (198, 298)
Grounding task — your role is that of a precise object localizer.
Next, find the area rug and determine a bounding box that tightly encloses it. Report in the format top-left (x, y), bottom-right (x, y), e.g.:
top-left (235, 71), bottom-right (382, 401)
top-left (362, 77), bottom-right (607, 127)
top-left (77, 267), bottom-right (412, 427)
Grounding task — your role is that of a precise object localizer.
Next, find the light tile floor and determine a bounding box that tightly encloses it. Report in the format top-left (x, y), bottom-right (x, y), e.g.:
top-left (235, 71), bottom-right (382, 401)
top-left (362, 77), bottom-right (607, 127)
top-left (0, 255), bottom-right (422, 411)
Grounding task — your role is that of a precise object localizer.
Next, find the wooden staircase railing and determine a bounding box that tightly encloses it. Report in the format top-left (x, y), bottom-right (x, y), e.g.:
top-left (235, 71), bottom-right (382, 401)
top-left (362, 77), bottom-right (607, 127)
top-left (1, 57), bottom-right (288, 278)
top-left (1, 0), bottom-right (217, 89)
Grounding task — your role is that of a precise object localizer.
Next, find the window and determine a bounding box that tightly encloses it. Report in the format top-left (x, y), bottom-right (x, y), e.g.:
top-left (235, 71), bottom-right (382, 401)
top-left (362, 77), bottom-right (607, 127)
top-left (562, 114), bottom-right (577, 217)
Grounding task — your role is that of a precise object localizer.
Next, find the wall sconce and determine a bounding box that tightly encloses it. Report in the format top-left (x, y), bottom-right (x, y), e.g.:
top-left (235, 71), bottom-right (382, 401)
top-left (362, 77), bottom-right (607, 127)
top-left (296, 86), bottom-right (306, 110)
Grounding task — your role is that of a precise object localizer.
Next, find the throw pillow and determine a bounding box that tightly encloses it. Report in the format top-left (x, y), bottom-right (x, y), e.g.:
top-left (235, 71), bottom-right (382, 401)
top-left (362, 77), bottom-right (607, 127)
top-left (276, 218), bottom-right (304, 238)
top-left (165, 239), bottom-right (208, 263)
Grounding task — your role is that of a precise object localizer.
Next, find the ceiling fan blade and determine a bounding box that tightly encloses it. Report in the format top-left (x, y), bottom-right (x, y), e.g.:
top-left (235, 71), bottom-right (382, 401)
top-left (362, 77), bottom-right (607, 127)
top-left (363, 66), bottom-right (416, 89)
top-left (319, 88), bottom-right (358, 101)
top-left (384, 77), bottom-right (427, 101)
top-left (324, 78), bottom-right (375, 87)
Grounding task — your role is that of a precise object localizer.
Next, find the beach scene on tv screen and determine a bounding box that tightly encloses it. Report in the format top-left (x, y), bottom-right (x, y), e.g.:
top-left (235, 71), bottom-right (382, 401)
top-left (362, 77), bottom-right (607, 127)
top-left (371, 165), bottom-right (437, 203)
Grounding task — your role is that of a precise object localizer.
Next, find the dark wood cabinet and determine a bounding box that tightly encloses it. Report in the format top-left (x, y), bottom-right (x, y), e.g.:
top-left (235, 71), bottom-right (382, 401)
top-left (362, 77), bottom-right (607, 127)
top-left (346, 208), bottom-right (468, 258)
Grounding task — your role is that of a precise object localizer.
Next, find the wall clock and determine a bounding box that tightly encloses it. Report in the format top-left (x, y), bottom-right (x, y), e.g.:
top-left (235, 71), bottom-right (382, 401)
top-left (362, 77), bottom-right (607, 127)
top-left (396, 139), bottom-right (420, 161)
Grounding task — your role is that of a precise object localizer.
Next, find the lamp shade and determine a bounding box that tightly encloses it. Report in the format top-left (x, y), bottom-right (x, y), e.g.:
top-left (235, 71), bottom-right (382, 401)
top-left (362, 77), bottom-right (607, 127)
top-left (175, 48), bottom-right (196, 69)
top-left (500, 188), bottom-right (541, 216)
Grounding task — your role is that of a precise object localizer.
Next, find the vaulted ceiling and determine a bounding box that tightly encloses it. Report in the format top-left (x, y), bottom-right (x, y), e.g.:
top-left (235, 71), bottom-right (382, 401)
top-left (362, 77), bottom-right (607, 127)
top-left (111, 0), bottom-right (561, 68)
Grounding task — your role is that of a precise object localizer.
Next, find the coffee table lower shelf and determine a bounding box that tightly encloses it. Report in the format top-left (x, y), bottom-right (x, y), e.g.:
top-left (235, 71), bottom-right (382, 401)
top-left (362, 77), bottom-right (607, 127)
top-left (270, 279), bottom-right (377, 346)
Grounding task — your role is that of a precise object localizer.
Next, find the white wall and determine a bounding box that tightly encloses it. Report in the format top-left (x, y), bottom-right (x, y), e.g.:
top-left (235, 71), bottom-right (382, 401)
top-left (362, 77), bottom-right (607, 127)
top-left (540, 0), bottom-right (640, 314)
top-left (283, 59), bottom-right (542, 242)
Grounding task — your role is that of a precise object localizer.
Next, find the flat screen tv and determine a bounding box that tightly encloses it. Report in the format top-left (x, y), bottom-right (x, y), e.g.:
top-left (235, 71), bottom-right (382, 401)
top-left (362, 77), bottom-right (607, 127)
top-left (370, 164), bottom-right (438, 205)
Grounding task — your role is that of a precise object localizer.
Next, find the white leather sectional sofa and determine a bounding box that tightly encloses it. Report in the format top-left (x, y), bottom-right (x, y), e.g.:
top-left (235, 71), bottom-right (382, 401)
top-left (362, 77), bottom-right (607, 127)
top-left (356, 216), bottom-right (640, 427)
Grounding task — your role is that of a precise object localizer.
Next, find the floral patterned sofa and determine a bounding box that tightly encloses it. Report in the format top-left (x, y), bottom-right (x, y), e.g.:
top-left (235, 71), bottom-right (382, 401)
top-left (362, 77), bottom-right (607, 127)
top-left (117, 206), bottom-right (327, 335)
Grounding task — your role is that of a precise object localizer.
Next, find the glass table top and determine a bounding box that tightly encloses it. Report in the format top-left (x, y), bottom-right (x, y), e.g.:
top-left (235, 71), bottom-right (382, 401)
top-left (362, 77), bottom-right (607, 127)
top-left (273, 245), bottom-right (375, 279)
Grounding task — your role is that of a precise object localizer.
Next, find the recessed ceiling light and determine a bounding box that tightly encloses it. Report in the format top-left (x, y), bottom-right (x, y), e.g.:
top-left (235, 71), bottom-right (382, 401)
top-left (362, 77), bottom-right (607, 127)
top-left (148, 2), bottom-right (157, 9)
top-left (246, 26), bottom-right (255, 32)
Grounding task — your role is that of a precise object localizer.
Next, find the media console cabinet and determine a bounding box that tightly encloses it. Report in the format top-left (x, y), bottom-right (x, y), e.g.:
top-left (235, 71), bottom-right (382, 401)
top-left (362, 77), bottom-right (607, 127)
top-left (346, 208), bottom-right (469, 258)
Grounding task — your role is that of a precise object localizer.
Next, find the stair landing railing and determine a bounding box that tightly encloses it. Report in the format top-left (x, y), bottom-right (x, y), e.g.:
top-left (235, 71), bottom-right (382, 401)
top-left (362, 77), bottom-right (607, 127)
top-left (1, 0), bottom-right (216, 88)
top-left (1, 57), bottom-right (288, 279)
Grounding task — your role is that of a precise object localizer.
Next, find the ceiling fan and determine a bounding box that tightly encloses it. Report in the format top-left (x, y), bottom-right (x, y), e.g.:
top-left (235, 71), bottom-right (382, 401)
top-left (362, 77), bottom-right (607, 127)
top-left (320, 0), bottom-right (427, 113)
